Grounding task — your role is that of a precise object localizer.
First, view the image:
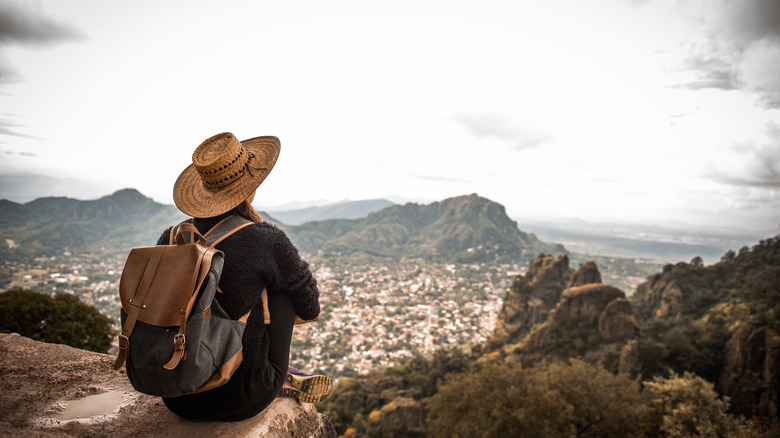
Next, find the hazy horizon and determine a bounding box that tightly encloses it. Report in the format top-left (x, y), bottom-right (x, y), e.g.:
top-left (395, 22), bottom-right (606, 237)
top-left (2, 182), bottom-right (775, 240)
top-left (1, 1), bottom-right (778, 233)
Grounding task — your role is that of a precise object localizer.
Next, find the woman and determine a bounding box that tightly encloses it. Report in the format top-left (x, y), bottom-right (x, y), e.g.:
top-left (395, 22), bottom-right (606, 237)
top-left (159, 132), bottom-right (330, 421)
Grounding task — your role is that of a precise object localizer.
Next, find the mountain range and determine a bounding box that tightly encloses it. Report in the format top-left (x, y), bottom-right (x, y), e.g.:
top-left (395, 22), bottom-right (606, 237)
top-left (264, 199), bottom-right (395, 225)
top-left (0, 189), bottom-right (184, 260)
top-left (0, 189), bottom-right (556, 264)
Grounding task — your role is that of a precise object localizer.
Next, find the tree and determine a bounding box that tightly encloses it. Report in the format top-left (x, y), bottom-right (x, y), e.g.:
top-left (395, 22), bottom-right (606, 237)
top-left (0, 289), bottom-right (113, 353)
top-left (426, 359), bottom-right (649, 438)
top-left (644, 372), bottom-right (744, 438)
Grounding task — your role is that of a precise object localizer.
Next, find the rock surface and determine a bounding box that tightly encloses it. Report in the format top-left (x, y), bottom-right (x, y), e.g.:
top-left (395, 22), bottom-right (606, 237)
top-left (490, 254), bottom-right (573, 347)
top-left (0, 333), bottom-right (336, 438)
top-left (567, 261), bottom-right (602, 288)
top-left (720, 324), bottom-right (780, 417)
top-left (520, 284), bottom-right (638, 351)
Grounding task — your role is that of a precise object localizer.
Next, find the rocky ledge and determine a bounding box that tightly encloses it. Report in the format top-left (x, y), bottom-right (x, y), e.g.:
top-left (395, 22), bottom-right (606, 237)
top-left (0, 333), bottom-right (336, 437)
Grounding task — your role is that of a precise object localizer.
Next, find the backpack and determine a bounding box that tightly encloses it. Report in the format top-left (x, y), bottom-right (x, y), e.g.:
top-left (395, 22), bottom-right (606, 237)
top-left (113, 215), bottom-right (263, 397)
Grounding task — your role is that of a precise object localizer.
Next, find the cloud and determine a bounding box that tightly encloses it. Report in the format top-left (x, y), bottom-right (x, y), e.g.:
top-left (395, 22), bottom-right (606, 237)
top-left (677, 0), bottom-right (780, 107)
top-left (1, 149), bottom-right (39, 157)
top-left (0, 1), bottom-right (84, 84)
top-left (454, 113), bottom-right (552, 150)
top-left (0, 2), bottom-right (82, 140)
top-left (708, 122), bottom-right (780, 187)
top-left (0, 114), bottom-right (43, 142)
top-left (0, 1), bottom-right (84, 48)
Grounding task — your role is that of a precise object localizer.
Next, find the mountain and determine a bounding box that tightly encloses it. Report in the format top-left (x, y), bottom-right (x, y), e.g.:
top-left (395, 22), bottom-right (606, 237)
top-left (0, 189), bottom-right (184, 260)
top-left (286, 193), bottom-right (560, 263)
top-left (264, 199), bottom-right (395, 225)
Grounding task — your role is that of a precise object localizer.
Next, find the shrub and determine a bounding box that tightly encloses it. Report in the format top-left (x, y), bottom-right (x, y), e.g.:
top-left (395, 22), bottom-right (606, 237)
top-left (0, 289), bottom-right (113, 353)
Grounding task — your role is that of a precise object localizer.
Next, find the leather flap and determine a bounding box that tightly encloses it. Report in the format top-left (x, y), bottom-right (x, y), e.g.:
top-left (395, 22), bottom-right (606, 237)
top-left (119, 244), bottom-right (220, 327)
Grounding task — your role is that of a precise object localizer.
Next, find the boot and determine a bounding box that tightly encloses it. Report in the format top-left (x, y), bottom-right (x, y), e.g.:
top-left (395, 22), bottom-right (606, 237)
top-left (282, 366), bottom-right (333, 403)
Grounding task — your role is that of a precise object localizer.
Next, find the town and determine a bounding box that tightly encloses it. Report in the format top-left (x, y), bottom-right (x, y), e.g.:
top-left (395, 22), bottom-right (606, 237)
top-left (2, 244), bottom-right (656, 377)
top-left (2, 247), bottom-right (518, 376)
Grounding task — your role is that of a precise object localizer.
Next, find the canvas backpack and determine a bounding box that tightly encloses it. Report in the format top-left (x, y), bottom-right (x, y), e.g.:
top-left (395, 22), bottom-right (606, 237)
top-left (112, 215), bottom-right (267, 397)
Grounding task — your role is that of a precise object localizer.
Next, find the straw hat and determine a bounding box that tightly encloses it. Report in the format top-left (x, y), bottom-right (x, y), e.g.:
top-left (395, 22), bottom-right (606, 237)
top-left (173, 132), bottom-right (280, 218)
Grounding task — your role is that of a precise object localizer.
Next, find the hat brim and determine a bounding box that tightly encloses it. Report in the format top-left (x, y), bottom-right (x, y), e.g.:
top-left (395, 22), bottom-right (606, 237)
top-left (173, 136), bottom-right (280, 218)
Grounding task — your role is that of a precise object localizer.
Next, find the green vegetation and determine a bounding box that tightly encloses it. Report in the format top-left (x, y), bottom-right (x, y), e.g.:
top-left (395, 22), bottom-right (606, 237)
top-left (319, 348), bottom-right (471, 434)
top-left (427, 359), bottom-right (648, 438)
top-left (0, 188), bottom-right (183, 264)
top-left (0, 289), bottom-right (113, 353)
top-left (325, 355), bottom-right (758, 437)
top-left (287, 194), bottom-right (556, 263)
top-left (644, 372), bottom-right (743, 438)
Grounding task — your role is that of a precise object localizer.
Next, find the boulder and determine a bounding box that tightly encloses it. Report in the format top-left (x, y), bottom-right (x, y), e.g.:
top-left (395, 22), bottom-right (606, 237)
top-left (0, 333), bottom-right (336, 437)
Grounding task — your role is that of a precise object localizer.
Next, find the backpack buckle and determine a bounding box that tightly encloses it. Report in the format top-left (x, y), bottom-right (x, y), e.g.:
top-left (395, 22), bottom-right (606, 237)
top-left (118, 335), bottom-right (129, 350)
top-left (174, 333), bottom-right (186, 346)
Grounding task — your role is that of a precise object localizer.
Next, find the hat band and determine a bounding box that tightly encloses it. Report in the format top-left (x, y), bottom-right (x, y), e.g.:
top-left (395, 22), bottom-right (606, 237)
top-left (202, 152), bottom-right (268, 191)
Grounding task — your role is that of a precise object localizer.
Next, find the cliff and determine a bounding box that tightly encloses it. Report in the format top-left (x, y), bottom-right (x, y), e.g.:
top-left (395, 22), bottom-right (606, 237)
top-left (513, 283), bottom-right (639, 356)
top-left (489, 254), bottom-right (573, 348)
top-left (0, 333), bottom-right (336, 438)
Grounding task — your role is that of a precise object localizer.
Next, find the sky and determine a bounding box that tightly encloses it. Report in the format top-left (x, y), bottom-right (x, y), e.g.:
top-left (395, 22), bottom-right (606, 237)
top-left (1, 0), bottom-right (779, 233)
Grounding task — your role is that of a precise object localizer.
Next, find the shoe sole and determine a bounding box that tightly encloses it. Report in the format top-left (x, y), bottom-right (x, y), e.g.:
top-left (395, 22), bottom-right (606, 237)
top-left (286, 374), bottom-right (333, 401)
top-left (278, 386), bottom-right (331, 404)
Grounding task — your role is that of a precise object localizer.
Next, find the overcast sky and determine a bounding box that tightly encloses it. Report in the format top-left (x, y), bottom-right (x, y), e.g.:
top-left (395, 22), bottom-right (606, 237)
top-left (1, 0), bottom-right (778, 232)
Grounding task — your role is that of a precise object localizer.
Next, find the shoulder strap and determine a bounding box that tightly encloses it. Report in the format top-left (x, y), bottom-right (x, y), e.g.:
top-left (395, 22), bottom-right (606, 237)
top-left (169, 216), bottom-right (254, 247)
top-left (204, 215), bottom-right (255, 247)
top-left (171, 216), bottom-right (272, 325)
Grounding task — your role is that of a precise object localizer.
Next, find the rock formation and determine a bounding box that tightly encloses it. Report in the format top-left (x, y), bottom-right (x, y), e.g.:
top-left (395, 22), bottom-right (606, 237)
top-left (568, 261), bottom-right (602, 287)
top-left (0, 333), bottom-right (336, 438)
top-left (507, 282), bottom-right (639, 373)
top-left (719, 324), bottom-right (780, 417)
top-left (519, 284), bottom-right (638, 351)
top-left (490, 254), bottom-right (573, 347)
top-left (633, 269), bottom-right (685, 320)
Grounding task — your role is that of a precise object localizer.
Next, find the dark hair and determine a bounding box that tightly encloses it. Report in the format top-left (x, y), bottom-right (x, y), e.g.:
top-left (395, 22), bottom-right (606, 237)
top-left (227, 199), bottom-right (263, 223)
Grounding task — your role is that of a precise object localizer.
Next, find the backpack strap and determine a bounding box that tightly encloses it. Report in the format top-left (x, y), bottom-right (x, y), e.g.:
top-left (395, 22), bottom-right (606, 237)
top-left (174, 216), bottom-right (272, 325)
top-left (162, 223), bottom-right (216, 370)
top-left (203, 215), bottom-right (255, 246)
top-left (204, 216), bottom-right (271, 324)
top-left (169, 218), bottom-right (195, 245)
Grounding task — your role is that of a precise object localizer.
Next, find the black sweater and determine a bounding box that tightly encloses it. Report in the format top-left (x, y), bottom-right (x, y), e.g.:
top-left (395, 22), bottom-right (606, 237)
top-left (157, 213), bottom-right (320, 370)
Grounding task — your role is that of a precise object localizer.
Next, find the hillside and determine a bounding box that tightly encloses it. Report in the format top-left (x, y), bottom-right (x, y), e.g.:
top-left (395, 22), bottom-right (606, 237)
top-left (287, 194), bottom-right (558, 263)
top-left (630, 237), bottom-right (780, 417)
top-left (0, 189), bottom-right (184, 261)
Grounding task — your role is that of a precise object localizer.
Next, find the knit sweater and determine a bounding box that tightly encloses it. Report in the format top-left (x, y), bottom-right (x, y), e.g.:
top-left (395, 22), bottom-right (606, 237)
top-left (157, 213), bottom-right (320, 371)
